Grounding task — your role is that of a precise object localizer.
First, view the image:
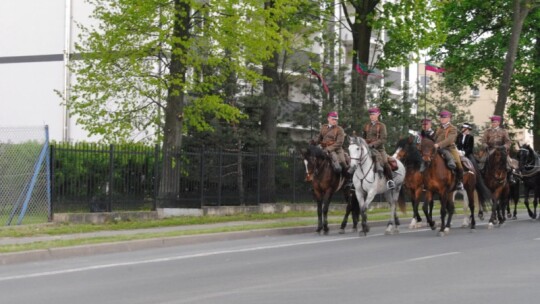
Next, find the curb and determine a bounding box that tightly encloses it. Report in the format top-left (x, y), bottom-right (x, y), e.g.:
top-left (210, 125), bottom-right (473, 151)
top-left (1, 223), bottom-right (358, 265)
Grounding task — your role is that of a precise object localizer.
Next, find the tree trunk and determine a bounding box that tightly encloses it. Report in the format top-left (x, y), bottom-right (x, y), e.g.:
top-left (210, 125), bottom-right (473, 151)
top-left (494, 0), bottom-right (531, 117)
top-left (261, 50), bottom-right (280, 203)
top-left (534, 22), bottom-right (540, 151)
top-left (158, 0), bottom-right (190, 207)
top-left (347, 0), bottom-right (379, 133)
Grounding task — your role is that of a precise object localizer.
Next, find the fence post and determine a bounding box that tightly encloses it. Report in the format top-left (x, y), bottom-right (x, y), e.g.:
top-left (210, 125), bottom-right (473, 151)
top-left (257, 147), bottom-right (261, 205)
top-left (292, 150), bottom-right (296, 204)
top-left (153, 144), bottom-right (160, 210)
top-left (200, 146), bottom-right (205, 207)
top-left (218, 149), bottom-right (223, 206)
top-left (108, 144), bottom-right (114, 212)
top-left (50, 144), bottom-right (55, 219)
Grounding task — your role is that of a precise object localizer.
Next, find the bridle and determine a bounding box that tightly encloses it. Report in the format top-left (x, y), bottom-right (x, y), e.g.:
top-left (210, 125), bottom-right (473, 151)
top-left (486, 148), bottom-right (507, 184)
top-left (349, 141), bottom-right (375, 182)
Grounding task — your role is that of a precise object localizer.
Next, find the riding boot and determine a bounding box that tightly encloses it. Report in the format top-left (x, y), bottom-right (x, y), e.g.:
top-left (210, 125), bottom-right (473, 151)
top-left (384, 164), bottom-right (395, 190)
top-left (455, 168), bottom-right (464, 190)
top-left (441, 149), bottom-right (456, 170)
top-left (330, 152), bottom-right (342, 173)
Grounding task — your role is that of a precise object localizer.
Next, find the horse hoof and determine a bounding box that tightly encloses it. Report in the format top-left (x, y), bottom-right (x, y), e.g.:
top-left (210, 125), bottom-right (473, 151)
top-left (498, 222), bottom-right (505, 228)
top-left (444, 227), bottom-right (450, 234)
top-left (338, 229), bottom-right (345, 234)
top-left (512, 216), bottom-right (517, 220)
top-left (437, 231), bottom-right (446, 237)
top-left (352, 228), bottom-right (358, 233)
top-left (470, 228), bottom-right (476, 233)
top-left (487, 223), bottom-right (494, 230)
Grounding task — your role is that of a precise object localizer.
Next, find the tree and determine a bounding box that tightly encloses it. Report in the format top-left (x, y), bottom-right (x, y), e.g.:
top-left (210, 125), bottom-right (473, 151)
top-left (63, 0), bottom-right (288, 206)
top-left (340, 0), bottom-right (446, 132)
top-left (435, 0), bottom-right (540, 149)
top-left (494, 0), bottom-right (540, 117)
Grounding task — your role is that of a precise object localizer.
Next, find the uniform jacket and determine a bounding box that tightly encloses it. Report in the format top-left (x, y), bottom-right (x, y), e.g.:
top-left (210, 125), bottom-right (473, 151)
top-left (434, 123), bottom-right (458, 150)
top-left (456, 133), bottom-right (474, 157)
top-left (317, 124), bottom-right (345, 153)
top-left (362, 121), bottom-right (387, 153)
top-left (482, 127), bottom-right (511, 151)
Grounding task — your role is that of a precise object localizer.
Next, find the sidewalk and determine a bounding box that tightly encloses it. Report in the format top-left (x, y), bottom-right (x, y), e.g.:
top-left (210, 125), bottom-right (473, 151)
top-left (0, 217), bottom-right (353, 265)
top-left (0, 213), bottom-right (476, 265)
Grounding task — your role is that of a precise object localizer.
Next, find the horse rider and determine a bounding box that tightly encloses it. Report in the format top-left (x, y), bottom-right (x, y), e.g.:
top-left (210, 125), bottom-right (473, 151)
top-left (314, 111), bottom-right (348, 174)
top-left (478, 115), bottom-right (516, 183)
top-left (456, 123), bottom-right (474, 158)
top-left (433, 110), bottom-right (464, 190)
top-left (420, 118), bottom-right (435, 141)
top-left (362, 107), bottom-right (395, 189)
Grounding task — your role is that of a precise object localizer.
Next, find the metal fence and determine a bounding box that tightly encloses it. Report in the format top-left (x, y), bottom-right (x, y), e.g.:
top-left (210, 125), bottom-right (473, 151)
top-left (51, 144), bottom-right (315, 213)
top-left (0, 126), bottom-right (50, 225)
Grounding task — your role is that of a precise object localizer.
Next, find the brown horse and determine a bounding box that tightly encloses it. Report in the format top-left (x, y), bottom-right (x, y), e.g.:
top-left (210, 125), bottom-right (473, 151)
top-left (394, 135), bottom-right (433, 229)
top-left (301, 144), bottom-right (344, 234)
top-left (419, 138), bottom-right (459, 235)
top-left (483, 146), bottom-right (510, 228)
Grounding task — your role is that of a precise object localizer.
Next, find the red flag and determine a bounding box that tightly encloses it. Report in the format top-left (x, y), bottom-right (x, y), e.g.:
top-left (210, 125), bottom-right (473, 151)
top-left (308, 67), bottom-right (330, 95)
top-left (426, 62), bottom-right (446, 73)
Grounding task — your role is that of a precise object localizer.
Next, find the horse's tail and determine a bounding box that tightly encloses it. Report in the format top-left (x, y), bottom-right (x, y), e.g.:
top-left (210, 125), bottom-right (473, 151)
top-left (397, 186), bottom-right (407, 214)
top-left (470, 157), bottom-right (492, 209)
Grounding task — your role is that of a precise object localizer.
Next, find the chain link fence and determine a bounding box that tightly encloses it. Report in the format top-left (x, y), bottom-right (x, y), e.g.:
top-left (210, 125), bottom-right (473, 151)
top-left (0, 126), bottom-right (50, 225)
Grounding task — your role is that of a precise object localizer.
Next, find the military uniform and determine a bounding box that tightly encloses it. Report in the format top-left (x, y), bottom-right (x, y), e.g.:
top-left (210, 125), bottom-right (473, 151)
top-left (317, 123), bottom-right (347, 169)
top-left (363, 120), bottom-right (388, 163)
top-left (479, 124), bottom-right (514, 172)
top-left (481, 127), bottom-right (511, 151)
top-left (363, 107), bottom-right (395, 189)
top-left (434, 110), bottom-right (464, 189)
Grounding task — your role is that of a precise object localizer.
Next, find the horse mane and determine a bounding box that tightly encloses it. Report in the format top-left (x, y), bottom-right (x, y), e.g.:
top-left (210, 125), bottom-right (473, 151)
top-left (307, 144), bottom-right (327, 159)
top-left (396, 136), bottom-right (423, 168)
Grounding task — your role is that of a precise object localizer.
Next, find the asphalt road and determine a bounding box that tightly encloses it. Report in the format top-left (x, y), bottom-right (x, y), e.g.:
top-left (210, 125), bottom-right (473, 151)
top-left (0, 219), bottom-right (539, 304)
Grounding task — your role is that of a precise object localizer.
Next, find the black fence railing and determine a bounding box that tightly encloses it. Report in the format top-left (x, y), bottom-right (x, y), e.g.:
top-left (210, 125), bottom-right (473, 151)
top-left (50, 144), bottom-right (315, 213)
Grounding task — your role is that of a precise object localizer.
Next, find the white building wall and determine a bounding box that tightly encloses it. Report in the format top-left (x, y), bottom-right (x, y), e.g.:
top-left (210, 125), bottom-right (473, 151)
top-left (0, 0), bottom-right (95, 142)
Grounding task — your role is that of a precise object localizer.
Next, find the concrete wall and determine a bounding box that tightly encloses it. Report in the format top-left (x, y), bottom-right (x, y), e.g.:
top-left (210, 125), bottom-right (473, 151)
top-left (52, 202), bottom-right (372, 224)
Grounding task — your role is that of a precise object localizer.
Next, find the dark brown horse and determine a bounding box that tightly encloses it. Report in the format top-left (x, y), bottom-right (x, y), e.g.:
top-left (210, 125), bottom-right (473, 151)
top-left (301, 144), bottom-right (344, 234)
top-left (517, 144), bottom-right (540, 219)
top-left (394, 135), bottom-right (433, 229)
top-left (483, 146), bottom-right (510, 228)
top-left (419, 138), bottom-right (459, 235)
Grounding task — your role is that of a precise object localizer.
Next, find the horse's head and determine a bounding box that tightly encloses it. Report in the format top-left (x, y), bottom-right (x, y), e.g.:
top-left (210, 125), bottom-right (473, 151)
top-left (300, 144), bottom-right (327, 182)
top-left (348, 136), bottom-right (369, 169)
top-left (394, 134), bottom-right (422, 168)
top-left (419, 137), bottom-right (437, 164)
top-left (488, 146), bottom-right (508, 171)
top-left (518, 144), bottom-right (535, 170)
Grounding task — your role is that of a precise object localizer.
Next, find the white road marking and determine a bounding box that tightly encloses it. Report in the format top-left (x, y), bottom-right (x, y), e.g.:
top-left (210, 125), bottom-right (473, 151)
top-left (407, 252), bottom-right (461, 262)
top-left (0, 234), bottom-right (382, 282)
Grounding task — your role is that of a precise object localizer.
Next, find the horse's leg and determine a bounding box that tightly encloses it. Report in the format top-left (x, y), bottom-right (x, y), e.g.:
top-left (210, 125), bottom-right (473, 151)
top-left (385, 191), bottom-right (397, 235)
top-left (354, 188), bottom-right (368, 236)
top-left (339, 199), bottom-right (352, 234)
top-left (438, 194), bottom-right (448, 236)
top-left (445, 194), bottom-right (455, 234)
top-left (410, 190), bottom-right (423, 229)
top-left (423, 192), bottom-right (436, 230)
top-left (351, 194), bottom-right (359, 232)
top-left (316, 198), bottom-right (323, 233)
top-left (524, 187), bottom-right (535, 219)
top-left (459, 189), bottom-right (470, 228)
top-left (467, 187), bottom-right (476, 230)
top-left (321, 191), bottom-right (333, 234)
top-left (512, 184), bottom-right (519, 219)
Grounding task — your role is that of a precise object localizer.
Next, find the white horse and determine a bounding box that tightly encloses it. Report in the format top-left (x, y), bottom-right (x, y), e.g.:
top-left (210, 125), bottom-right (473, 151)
top-left (348, 136), bottom-right (406, 235)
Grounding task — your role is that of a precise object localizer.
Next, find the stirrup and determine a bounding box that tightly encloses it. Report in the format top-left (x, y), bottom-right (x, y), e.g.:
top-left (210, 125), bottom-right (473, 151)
top-left (387, 180), bottom-right (396, 190)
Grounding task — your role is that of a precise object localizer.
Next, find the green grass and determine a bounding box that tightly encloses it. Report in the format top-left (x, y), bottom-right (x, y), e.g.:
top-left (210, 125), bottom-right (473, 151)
top-left (0, 203), bottom-right (529, 254)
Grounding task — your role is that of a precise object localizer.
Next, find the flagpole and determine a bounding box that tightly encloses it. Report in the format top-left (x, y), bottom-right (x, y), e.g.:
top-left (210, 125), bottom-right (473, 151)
top-left (424, 61), bottom-right (427, 120)
top-left (309, 70), bottom-right (314, 138)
